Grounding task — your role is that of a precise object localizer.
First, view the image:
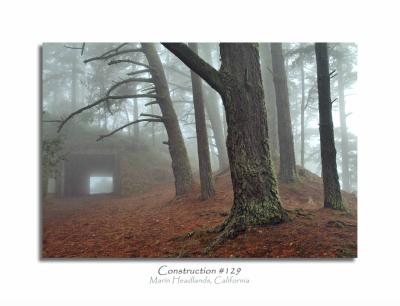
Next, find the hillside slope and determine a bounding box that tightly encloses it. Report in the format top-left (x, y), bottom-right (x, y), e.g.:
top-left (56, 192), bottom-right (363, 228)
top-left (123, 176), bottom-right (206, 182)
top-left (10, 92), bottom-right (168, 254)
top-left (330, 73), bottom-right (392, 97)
top-left (42, 169), bottom-right (357, 258)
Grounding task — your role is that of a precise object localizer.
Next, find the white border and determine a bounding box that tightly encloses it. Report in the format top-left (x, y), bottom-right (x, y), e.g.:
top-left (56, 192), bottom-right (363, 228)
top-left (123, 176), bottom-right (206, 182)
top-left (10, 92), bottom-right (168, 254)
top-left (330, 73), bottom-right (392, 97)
top-left (1, 0), bottom-right (399, 304)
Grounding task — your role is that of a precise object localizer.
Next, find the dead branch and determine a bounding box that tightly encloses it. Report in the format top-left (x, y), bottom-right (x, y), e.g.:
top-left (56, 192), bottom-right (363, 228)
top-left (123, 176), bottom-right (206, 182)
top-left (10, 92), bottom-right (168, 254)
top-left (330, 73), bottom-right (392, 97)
top-left (126, 69), bottom-right (152, 76)
top-left (106, 77), bottom-right (154, 96)
top-left (97, 118), bottom-right (162, 141)
top-left (108, 59), bottom-right (150, 69)
top-left (84, 44), bottom-right (143, 64)
top-left (57, 93), bottom-right (158, 132)
top-left (140, 113), bottom-right (163, 119)
top-left (139, 86), bottom-right (156, 93)
top-left (145, 100), bottom-right (159, 107)
top-left (64, 43), bottom-right (86, 56)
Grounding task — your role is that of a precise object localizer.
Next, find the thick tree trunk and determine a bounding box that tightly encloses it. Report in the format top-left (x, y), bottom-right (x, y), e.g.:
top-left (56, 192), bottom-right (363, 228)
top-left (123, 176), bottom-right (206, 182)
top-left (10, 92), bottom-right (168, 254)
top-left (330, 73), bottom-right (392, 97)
top-left (300, 56), bottom-right (306, 168)
top-left (270, 43), bottom-right (298, 182)
top-left (315, 43), bottom-right (345, 210)
top-left (189, 43), bottom-right (215, 200)
top-left (141, 43), bottom-right (193, 196)
top-left (201, 44), bottom-right (229, 171)
top-left (162, 43), bottom-right (288, 245)
top-left (218, 43), bottom-right (288, 237)
top-left (260, 43), bottom-right (279, 162)
top-left (337, 57), bottom-right (350, 191)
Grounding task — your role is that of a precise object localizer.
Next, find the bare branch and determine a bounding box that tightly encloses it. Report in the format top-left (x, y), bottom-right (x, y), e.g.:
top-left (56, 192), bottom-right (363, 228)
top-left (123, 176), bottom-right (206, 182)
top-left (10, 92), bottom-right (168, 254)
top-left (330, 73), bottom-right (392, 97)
top-left (101, 43), bottom-right (128, 58)
top-left (106, 77), bottom-right (154, 96)
top-left (162, 43), bottom-right (223, 93)
top-left (331, 98), bottom-right (338, 104)
top-left (84, 44), bottom-right (143, 64)
top-left (139, 86), bottom-right (156, 93)
top-left (145, 100), bottom-right (159, 106)
top-left (126, 69), bottom-right (152, 76)
top-left (57, 94), bottom-right (158, 132)
top-left (64, 43), bottom-right (86, 56)
top-left (97, 118), bottom-right (162, 141)
top-left (64, 44), bottom-right (82, 50)
top-left (140, 113), bottom-right (163, 119)
top-left (108, 59), bottom-right (150, 69)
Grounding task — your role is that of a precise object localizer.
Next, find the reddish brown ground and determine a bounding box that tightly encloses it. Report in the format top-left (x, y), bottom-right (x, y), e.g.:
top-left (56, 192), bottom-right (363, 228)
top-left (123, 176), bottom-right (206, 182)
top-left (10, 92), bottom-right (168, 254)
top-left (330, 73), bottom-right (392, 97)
top-left (42, 170), bottom-right (357, 258)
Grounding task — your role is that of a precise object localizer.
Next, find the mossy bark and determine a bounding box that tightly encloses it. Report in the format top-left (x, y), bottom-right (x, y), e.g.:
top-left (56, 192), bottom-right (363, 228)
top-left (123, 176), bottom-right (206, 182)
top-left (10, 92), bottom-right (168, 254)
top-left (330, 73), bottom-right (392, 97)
top-left (162, 43), bottom-right (288, 246)
top-left (315, 43), bottom-right (345, 210)
top-left (215, 44), bottom-right (288, 239)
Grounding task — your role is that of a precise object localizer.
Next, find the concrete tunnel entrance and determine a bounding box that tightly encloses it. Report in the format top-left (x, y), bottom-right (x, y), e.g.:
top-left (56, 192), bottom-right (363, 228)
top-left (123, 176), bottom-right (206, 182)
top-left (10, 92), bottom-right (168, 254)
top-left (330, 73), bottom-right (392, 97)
top-left (63, 153), bottom-right (120, 197)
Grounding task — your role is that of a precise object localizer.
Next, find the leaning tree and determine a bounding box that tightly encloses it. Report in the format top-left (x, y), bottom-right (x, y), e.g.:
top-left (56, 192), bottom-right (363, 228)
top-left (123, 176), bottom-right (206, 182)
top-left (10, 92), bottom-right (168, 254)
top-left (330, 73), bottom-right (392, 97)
top-left (58, 43), bottom-right (193, 196)
top-left (162, 43), bottom-right (288, 246)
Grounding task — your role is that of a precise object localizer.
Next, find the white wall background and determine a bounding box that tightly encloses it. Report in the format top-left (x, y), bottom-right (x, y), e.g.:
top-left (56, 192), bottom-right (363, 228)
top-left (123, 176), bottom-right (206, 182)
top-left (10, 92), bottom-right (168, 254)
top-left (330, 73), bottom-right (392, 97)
top-left (0, 0), bottom-right (399, 304)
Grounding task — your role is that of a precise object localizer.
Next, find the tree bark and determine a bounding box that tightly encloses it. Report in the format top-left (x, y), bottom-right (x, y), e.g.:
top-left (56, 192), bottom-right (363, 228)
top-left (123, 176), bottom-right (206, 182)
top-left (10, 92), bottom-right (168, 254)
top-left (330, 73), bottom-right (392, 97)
top-left (315, 43), bottom-right (345, 210)
top-left (337, 56), bottom-right (350, 191)
top-left (162, 43), bottom-right (288, 241)
top-left (200, 44), bottom-right (229, 171)
top-left (300, 55), bottom-right (306, 168)
top-left (270, 43), bottom-right (298, 182)
top-left (141, 43), bottom-right (193, 196)
top-left (189, 43), bottom-right (215, 200)
top-left (260, 43), bottom-right (279, 162)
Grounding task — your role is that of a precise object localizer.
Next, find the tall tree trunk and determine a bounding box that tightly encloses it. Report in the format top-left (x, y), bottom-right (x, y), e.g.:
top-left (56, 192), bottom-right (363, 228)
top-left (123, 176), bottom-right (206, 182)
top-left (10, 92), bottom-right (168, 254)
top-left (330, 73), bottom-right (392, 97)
top-left (300, 55), bottom-right (306, 168)
top-left (71, 53), bottom-right (77, 110)
top-left (260, 43), bottom-right (279, 161)
top-left (141, 43), bottom-right (193, 196)
top-left (315, 43), bottom-right (345, 210)
top-left (201, 44), bottom-right (229, 171)
top-left (337, 56), bottom-right (350, 191)
top-left (162, 43), bottom-right (288, 244)
top-left (270, 43), bottom-right (298, 182)
top-left (189, 43), bottom-right (215, 200)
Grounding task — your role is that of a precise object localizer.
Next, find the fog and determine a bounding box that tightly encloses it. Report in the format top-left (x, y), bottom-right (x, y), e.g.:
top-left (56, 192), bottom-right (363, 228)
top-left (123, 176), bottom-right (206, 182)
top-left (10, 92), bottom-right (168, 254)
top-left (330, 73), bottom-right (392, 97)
top-left (42, 42), bottom-right (357, 198)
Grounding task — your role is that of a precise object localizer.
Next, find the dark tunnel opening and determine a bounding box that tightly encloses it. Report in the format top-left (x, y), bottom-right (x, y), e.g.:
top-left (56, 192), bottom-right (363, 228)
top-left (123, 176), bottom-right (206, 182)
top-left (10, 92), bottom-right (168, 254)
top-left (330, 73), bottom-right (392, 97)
top-left (63, 153), bottom-right (117, 197)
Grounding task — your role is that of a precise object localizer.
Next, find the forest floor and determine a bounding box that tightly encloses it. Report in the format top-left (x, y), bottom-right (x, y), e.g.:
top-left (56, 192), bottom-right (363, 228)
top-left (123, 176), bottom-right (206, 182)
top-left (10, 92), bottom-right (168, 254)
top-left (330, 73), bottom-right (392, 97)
top-left (42, 169), bottom-right (357, 258)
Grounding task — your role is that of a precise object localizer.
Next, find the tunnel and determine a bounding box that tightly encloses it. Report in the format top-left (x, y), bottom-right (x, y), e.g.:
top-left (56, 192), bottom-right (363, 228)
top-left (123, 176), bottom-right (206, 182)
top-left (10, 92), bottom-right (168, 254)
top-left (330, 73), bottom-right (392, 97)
top-left (63, 153), bottom-right (119, 197)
